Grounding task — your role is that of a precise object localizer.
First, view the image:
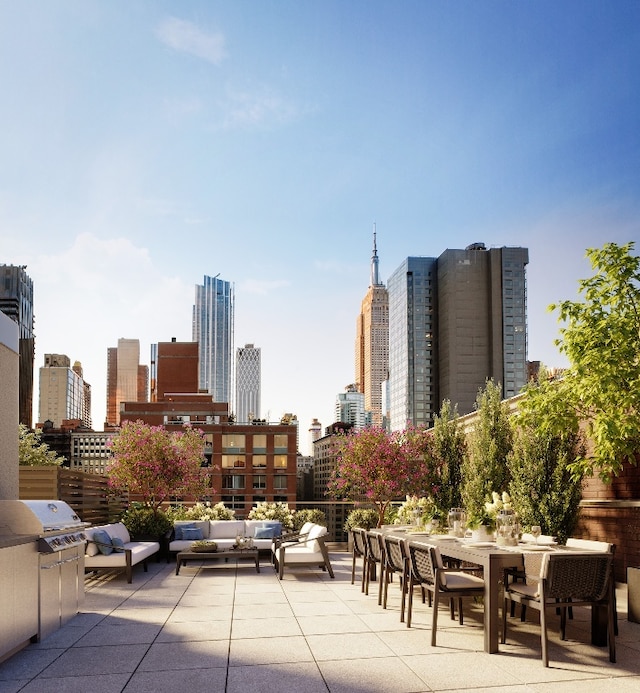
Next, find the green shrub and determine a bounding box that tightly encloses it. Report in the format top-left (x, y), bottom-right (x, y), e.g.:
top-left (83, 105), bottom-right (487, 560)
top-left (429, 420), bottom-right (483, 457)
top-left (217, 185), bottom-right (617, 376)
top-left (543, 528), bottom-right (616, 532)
top-left (247, 501), bottom-right (294, 531)
top-left (344, 508), bottom-right (380, 531)
top-left (120, 504), bottom-right (173, 538)
top-left (293, 508), bottom-right (327, 531)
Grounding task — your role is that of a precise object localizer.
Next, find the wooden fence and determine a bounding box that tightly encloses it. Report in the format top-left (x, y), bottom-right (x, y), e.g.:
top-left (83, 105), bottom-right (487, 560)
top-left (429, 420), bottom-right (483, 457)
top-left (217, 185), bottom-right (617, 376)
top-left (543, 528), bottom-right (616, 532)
top-left (19, 467), bottom-right (126, 525)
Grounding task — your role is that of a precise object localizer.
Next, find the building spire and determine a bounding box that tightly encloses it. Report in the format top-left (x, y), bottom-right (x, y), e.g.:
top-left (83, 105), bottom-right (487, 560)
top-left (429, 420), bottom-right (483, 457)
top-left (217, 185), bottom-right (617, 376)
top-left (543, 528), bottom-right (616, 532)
top-left (370, 223), bottom-right (380, 286)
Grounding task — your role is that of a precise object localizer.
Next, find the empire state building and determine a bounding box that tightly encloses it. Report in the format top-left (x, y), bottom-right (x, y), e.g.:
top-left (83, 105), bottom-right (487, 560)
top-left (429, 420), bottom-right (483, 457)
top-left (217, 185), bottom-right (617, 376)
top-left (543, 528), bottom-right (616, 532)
top-left (354, 230), bottom-right (389, 428)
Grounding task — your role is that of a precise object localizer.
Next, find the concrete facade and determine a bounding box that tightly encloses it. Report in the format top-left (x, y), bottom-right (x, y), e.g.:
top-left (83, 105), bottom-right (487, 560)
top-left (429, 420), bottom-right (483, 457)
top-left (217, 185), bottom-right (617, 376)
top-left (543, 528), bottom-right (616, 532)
top-left (0, 311), bottom-right (19, 499)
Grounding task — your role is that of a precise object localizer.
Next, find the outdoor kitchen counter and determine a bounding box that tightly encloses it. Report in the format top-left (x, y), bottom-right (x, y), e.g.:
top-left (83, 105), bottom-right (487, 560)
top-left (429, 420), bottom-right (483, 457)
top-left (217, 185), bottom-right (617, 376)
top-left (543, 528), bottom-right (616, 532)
top-left (0, 532), bottom-right (38, 548)
top-left (0, 539), bottom-right (38, 663)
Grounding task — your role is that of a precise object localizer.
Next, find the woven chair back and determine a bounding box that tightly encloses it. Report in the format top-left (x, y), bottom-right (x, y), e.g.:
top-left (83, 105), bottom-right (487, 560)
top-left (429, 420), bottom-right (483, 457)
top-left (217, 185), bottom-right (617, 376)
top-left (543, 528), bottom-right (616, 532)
top-left (365, 531), bottom-right (384, 563)
top-left (544, 553), bottom-right (612, 601)
top-left (407, 542), bottom-right (437, 586)
top-left (352, 528), bottom-right (368, 558)
top-left (384, 535), bottom-right (406, 572)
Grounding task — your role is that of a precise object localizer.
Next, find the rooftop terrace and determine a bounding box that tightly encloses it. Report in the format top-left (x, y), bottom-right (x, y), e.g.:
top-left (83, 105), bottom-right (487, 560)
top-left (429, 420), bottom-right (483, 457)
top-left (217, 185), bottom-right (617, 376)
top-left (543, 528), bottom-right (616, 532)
top-left (1, 550), bottom-right (639, 692)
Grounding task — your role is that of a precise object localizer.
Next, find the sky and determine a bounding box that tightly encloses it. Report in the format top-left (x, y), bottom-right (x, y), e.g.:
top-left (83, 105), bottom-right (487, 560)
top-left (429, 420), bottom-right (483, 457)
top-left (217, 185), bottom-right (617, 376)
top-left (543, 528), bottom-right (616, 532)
top-left (2, 1), bottom-right (639, 455)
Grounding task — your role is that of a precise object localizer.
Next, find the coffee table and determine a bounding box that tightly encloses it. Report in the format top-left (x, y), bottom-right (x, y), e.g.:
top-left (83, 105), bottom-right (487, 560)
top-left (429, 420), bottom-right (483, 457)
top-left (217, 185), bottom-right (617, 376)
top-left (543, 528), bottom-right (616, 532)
top-left (176, 547), bottom-right (260, 575)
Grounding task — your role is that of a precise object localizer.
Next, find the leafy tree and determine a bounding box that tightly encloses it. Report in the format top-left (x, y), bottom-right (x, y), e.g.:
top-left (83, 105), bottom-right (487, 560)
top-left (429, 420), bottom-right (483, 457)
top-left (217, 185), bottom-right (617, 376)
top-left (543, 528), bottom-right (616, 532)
top-left (461, 380), bottom-right (513, 526)
top-left (432, 399), bottom-right (466, 514)
top-left (108, 420), bottom-right (209, 514)
top-left (18, 424), bottom-right (64, 466)
top-left (508, 375), bottom-right (585, 543)
top-left (549, 241), bottom-right (640, 480)
top-left (327, 426), bottom-right (442, 527)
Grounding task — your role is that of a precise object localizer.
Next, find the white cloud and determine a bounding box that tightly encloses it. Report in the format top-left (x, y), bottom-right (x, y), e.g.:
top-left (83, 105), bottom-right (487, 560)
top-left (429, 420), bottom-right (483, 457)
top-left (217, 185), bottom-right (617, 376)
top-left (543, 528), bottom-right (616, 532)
top-left (28, 233), bottom-right (193, 428)
top-left (221, 86), bottom-right (299, 130)
top-left (155, 17), bottom-right (227, 65)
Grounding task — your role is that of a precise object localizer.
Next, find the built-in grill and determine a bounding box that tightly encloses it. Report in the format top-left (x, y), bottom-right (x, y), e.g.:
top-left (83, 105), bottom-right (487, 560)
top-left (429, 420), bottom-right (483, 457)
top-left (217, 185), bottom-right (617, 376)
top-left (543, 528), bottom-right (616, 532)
top-left (0, 500), bottom-right (90, 640)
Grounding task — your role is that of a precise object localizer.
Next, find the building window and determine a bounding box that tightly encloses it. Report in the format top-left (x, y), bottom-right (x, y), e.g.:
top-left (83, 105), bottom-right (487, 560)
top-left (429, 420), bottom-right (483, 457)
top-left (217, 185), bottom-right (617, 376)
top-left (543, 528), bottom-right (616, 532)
top-left (274, 434), bottom-right (288, 452)
top-left (274, 475), bottom-right (287, 490)
top-left (274, 455), bottom-right (287, 468)
top-left (222, 474), bottom-right (245, 490)
top-left (252, 455), bottom-right (267, 468)
top-left (274, 495), bottom-right (288, 503)
top-left (222, 434), bottom-right (245, 453)
top-left (252, 495), bottom-right (266, 504)
top-left (252, 434), bottom-right (267, 453)
top-left (222, 495), bottom-right (245, 510)
top-left (222, 455), bottom-right (245, 468)
top-left (253, 475), bottom-right (266, 489)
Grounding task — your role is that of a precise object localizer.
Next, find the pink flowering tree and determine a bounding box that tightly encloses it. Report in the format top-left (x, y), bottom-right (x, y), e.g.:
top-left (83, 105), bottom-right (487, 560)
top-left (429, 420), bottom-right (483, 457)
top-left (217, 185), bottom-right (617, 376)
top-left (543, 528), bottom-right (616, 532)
top-left (327, 426), bottom-right (442, 527)
top-left (108, 420), bottom-right (210, 515)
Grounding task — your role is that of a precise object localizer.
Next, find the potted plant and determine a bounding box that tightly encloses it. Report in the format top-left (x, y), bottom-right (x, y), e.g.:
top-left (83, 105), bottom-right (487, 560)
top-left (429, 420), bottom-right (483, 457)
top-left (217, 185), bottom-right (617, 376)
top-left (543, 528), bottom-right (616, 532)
top-left (120, 503), bottom-right (173, 540)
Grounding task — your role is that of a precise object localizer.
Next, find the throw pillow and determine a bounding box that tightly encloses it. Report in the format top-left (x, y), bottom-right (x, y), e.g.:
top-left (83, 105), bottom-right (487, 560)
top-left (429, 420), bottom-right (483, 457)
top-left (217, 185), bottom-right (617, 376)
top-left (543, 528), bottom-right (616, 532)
top-left (174, 523), bottom-right (197, 541)
top-left (181, 527), bottom-right (204, 540)
top-left (92, 529), bottom-right (114, 555)
top-left (254, 526), bottom-right (277, 539)
top-left (111, 537), bottom-right (126, 552)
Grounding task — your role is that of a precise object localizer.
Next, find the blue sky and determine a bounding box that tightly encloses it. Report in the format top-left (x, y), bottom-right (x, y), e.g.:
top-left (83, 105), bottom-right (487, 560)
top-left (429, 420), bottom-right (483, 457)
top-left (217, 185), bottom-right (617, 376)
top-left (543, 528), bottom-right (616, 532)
top-left (2, 1), bottom-right (639, 454)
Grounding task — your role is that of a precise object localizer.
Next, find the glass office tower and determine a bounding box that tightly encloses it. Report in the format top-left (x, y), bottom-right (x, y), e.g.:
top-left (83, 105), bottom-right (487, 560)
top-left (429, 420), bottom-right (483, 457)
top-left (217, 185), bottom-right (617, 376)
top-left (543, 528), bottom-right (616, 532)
top-left (387, 256), bottom-right (438, 431)
top-left (193, 275), bottom-right (234, 405)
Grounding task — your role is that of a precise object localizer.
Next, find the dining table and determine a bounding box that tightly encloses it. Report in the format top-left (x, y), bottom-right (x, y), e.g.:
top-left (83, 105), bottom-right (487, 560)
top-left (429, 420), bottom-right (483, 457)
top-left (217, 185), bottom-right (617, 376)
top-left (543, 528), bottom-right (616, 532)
top-left (386, 529), bottom-right (610, 654)
top-left (406, 533), bottom-right (521, 653)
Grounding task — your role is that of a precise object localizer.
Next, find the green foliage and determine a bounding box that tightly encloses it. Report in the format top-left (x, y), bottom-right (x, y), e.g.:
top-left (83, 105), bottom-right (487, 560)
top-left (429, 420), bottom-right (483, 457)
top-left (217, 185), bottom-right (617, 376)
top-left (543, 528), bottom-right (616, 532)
top-left (120, 504), bottom-right (173, 538)
top-left (508, 378), bottom-right (585, 543)
top-left (247, 501), bottom-right (295, 531)
top-left (549, 241), bottom-right (640, 480)
top-left (293, 508), bottom-right (327, 531)
top-left (18, 424), bottom-right (64, 466)
top-left (166, 502), bottom-right (235, 521)
top-left (108, 420), bottom-right (209, 512)
top-left (461, 380), bottom-right (513, 524)
top-left (393, 496), bottom-right (436, 525)
top-left (328, 426), bottom-right (442, 527)
top-left (432, 400), bottom-right (466, 514)
top-left (344, 507), bottom-right (380, 531)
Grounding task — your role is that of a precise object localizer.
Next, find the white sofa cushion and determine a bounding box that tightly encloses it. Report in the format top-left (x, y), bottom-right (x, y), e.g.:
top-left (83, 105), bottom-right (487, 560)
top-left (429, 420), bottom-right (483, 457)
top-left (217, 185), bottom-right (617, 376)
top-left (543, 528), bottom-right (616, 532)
top-left (209, 520), bottom-right (245, 539)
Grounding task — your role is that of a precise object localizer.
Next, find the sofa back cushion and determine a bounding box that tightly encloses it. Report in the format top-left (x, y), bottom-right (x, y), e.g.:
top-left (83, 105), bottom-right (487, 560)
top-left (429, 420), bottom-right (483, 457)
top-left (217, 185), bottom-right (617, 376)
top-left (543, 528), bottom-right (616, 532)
top-left (92, 528), bottom-right (114, 555)
top-left (305, 524), bottom-right (328, 553)
top-left (108, 522), bottom-right (131, 544)
top-left (244, 520), bottom-right (282, 539)
top-left (174, 521), bottom-right (209, 540)
top-left (209, 520), bottom-right (245, 539)
top-left (299, 522), bottom-right (314, 537)
top-left (85, 523), bottom-right (131, 556)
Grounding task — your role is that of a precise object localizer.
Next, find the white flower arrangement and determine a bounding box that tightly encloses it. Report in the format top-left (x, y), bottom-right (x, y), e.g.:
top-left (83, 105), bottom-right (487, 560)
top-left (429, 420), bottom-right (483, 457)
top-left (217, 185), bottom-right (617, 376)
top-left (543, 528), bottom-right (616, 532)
top-left (484, 491), bottom-right (512, 519)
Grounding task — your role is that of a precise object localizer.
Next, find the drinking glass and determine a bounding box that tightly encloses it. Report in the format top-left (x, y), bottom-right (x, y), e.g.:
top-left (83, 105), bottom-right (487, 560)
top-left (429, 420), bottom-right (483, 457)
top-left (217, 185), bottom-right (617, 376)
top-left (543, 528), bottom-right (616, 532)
top-left (530, 525), bottom-right (542, 545)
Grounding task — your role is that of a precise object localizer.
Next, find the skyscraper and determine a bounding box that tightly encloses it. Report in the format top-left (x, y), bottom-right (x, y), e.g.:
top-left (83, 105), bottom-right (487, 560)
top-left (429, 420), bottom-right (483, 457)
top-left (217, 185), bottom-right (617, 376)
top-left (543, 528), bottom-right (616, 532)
top-left (193, 275), bottom-right (234, 405)
top-left (388, 256), bottom-right (438, 431)
top-left (38, 354), bottom-right (91, 428)
top-left (335, 384), bottom-right (366, 429)
top-left (386, 243), bottom-right (529, 431)
top-left (437, 244), bottom-right (529, 412)
top-left (235, 343), bottom-right (261, 423)
top-left (354, 231), bottom-right (389, 427)
top-left (105, 338), bottom-right (148, 428)
top-left (0, 264), bottom-right (34, 427)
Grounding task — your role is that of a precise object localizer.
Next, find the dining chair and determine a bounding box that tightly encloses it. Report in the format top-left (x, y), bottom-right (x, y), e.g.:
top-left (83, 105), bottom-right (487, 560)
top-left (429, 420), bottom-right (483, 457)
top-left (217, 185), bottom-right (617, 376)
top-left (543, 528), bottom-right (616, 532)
top-left (565, 538), bottom-right (618, 634)
top-left (382, 533), bottom-right (409, 620)
top-left (364, 530), bottom-right (386, 605)
top-left (502, 551), bottom-right (616, 667)
top-left (405, 541), bottom-right (485, 646)
top-left (350, 528), bottom-right (368, 591)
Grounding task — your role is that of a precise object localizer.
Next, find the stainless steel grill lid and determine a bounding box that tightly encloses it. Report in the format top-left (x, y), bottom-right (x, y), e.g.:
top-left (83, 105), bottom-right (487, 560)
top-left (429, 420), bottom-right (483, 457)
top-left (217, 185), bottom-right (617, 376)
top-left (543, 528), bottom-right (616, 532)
top-left (0, 500), bottom-right (88, 534)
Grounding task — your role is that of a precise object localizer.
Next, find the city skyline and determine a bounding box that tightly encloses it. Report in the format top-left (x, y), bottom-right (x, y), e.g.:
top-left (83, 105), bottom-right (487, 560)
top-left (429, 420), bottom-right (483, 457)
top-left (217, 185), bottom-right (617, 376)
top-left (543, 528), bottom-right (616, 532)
top-left (2, 2), bottom-right (639, 454)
